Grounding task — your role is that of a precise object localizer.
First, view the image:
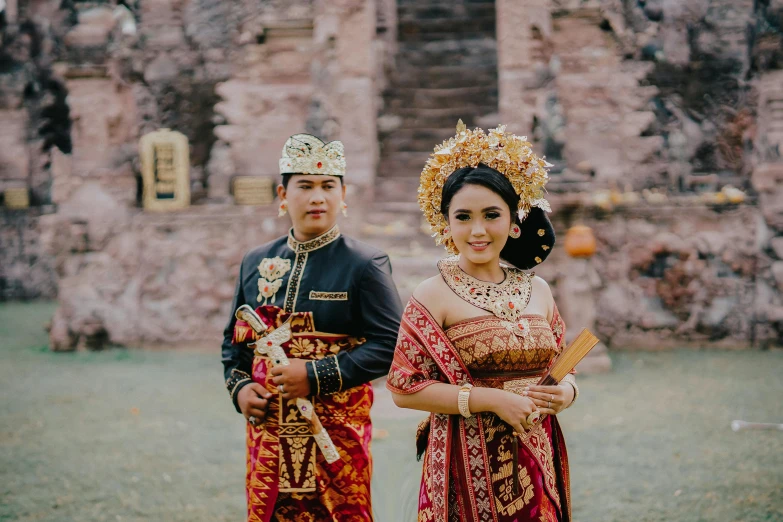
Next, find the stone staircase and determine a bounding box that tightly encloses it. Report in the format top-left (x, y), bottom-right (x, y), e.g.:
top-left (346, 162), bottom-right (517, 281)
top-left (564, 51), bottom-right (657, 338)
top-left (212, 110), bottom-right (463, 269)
top-left (376, 0), bottom-right (499, 206)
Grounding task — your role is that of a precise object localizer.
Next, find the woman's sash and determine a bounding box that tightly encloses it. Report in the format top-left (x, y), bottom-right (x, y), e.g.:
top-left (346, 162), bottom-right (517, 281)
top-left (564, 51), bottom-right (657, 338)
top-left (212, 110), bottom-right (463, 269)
top-left (391, 299), bottom-right (499, 522)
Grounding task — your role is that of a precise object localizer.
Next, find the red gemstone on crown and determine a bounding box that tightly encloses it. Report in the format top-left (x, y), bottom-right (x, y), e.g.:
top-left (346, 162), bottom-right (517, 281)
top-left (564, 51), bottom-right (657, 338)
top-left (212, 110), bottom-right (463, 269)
top-left (508, 302), bottom-right (515, 309)
top-left (317, 162), bottom-right (323, 168)
top-left (267, 341), bottom-right (273, 347)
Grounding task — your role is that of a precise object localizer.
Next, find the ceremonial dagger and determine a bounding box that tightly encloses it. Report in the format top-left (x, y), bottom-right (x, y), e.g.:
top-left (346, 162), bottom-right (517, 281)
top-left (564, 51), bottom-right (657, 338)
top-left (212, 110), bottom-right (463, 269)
top-left (235, 304), bottom-right (341, 464)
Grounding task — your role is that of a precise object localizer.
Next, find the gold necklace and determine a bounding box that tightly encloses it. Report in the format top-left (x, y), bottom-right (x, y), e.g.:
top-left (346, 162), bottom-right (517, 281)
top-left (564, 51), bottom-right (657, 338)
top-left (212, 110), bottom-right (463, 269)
top-left (438, 256), bottom-right (534, 337)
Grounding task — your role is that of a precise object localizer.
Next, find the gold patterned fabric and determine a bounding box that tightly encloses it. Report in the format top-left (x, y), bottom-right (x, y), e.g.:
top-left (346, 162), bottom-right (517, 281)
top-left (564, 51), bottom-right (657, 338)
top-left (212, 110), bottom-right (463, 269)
top-left (240, 306), bottom-right (374, 522)
top-left (447, 314), bottom-right (566, 520)
top-left (446, 314), bottom-right (560, 371)
top-left (388, 299), bottom-right (570, 522)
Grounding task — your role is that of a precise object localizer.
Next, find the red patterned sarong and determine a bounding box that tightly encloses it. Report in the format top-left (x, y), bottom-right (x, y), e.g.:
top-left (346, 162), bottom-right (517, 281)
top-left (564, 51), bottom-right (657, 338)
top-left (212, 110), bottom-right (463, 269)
top-left (233, 306), bottom-right (374, 522)
top-left (387, 299), bottom-right (571, 522)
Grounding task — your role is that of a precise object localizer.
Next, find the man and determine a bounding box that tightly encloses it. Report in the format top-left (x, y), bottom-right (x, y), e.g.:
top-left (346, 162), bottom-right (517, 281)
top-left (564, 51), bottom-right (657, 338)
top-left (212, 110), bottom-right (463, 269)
top-left (221, 134), bottom-right (403, 521)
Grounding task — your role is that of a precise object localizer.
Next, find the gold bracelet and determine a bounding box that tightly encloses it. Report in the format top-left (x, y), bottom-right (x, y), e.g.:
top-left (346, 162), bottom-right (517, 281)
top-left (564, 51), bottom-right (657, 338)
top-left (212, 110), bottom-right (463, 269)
top-left (563, 374), bottom-right (579, 408)
top-left (458, 383), bottom-right (474, 418)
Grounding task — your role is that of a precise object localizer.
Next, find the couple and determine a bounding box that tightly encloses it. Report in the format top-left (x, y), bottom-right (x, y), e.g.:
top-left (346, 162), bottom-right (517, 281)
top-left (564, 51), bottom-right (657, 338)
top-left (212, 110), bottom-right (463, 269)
top-left (221, 124), bottom-right (579, 522)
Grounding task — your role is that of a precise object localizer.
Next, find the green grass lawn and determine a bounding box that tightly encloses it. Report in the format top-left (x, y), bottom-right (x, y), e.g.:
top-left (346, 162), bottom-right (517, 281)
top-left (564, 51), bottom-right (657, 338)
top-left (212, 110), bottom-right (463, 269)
top-left (1, 301), bottom-right (781, 522)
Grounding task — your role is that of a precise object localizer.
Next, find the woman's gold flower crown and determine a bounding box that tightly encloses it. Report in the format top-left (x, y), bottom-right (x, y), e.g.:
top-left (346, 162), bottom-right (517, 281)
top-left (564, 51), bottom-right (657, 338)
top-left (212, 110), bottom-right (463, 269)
top-left (418, 120), bottom-right (553, 254)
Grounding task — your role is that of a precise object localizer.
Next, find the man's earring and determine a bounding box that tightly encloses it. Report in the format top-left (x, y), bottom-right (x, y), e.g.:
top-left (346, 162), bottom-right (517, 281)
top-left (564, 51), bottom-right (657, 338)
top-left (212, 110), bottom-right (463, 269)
top-left (278, 200), bottom-right (288, 217)
top-left (341, 201), bottom-right (348, 217)
top-left (509, 224), bottom-right (521, 239)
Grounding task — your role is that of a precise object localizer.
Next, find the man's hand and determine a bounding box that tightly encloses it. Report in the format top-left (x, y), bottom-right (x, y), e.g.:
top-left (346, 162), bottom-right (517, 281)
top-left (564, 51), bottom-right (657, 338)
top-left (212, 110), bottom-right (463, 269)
top-left (238, 383), bottom-right (272, 426)
top-left (270, 359), bottom-right (311, 400)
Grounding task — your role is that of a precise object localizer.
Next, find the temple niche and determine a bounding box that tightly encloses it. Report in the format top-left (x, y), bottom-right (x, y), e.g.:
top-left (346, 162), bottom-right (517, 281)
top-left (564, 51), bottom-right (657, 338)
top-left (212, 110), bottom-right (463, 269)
top-left (0, 0), bottom-right (781, 350)
top-left (139, 129), bottom-right (190, 211)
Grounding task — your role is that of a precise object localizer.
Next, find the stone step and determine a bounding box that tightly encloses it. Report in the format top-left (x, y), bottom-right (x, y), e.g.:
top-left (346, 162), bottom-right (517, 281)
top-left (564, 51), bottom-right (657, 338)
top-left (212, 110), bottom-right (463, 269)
top-left (390, 65), bottom-right (497, 88)
top-left (389, 105), bottom-right (499, 128)
top-left (384, 99), bottom-right (499, 118)
top-left (379, 118), bottom-right (494, 153)
top-left (383, 86), bottom-right (497, 108)
top-left (398, 37), bottom-right (496, 52)
top-left (397, 3), bottom-right (495, 21)
top-left (396, 0), bottom-right (494, 7)
top-left (398, 23), bottom-right (496, 43)
top-left (396, 47), bottom-right (497, 68)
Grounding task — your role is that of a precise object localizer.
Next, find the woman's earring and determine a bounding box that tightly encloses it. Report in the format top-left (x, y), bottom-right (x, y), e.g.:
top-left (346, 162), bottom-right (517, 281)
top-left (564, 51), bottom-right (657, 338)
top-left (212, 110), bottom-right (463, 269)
top-left (278, 200), bottom-right (288, 217)
top-left (509, 224), bottom-right (521, 239)
top-left (442, 226), bottom-right (451, 238)
top-left (341, 201), bottom-right (348, 217)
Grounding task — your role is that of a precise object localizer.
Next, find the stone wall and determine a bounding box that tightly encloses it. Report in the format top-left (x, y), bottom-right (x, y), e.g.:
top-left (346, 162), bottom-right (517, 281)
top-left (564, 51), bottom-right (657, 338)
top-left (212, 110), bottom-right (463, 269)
top-left (0, 208), bottom-right (57, 299)
top-left (1, 0), bottom-right (782, 350)
top-left (567, 204), bottom-right (760, 349)
top-left (41, 200), bottom-right (288, 350)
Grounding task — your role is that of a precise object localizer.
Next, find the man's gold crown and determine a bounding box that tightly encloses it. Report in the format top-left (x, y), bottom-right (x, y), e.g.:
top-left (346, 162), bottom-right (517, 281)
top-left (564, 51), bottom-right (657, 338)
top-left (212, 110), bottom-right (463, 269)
top-left (279, 134), bottom-right (346, 177)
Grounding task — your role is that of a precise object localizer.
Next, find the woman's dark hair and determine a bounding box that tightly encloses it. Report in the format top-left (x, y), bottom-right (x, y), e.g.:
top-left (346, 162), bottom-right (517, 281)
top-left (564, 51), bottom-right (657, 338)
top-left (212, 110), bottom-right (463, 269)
top-left (440, 163), bottom-right (555, 270)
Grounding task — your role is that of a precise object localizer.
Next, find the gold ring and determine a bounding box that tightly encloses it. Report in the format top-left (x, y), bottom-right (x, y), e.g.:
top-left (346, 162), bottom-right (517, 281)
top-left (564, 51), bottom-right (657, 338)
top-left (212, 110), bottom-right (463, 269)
top-left (548, 400), bottom-right (551, 408)
top-left (525, 411), bottom-right (540, 426)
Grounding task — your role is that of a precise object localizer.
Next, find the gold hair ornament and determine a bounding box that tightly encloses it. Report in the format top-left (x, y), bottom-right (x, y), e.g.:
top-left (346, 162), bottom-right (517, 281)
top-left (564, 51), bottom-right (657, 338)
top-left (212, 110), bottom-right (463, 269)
top-left (418, 120), bottom-right (552, 254)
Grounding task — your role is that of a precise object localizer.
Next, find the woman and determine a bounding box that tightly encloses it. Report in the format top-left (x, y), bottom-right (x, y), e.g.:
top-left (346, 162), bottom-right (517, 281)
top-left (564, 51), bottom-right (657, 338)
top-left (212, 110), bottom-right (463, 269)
top-left (387, 122), bottom-right (579, 522)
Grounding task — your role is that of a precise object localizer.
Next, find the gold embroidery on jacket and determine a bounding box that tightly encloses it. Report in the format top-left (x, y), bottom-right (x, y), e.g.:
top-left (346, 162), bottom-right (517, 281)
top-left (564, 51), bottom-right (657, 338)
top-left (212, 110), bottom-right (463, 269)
top-left (309, 291), bottom-right (348, 301)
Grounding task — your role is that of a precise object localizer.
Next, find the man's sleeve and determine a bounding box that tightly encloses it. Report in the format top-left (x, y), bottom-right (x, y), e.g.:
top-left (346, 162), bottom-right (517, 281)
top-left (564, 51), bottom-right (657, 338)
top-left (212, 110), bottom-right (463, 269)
top-left (221, 257), bottom-right (255, 412)
top-left (306, 253), bottom-right (403, 394)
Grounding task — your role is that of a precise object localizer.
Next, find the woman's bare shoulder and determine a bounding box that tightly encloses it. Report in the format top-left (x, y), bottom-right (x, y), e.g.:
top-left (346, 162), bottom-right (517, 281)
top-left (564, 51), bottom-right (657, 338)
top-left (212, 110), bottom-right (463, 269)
top-left (411, 275), bottom-right (450, 319)
top-left (530, 274), bottom-right (555, 320)
top-left (530, 274), bottom-right (552, 294)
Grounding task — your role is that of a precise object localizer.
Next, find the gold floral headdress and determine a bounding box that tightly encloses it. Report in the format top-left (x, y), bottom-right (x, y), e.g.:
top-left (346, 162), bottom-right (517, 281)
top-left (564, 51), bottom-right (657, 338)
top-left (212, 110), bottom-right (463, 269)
top-left (418, 120), bottom-right (553, 254)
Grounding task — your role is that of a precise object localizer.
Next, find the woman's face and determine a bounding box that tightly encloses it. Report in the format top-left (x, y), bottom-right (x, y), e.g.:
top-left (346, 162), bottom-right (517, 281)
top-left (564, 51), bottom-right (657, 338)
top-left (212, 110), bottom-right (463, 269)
top-left (447, 184), bottom-right (512, 266)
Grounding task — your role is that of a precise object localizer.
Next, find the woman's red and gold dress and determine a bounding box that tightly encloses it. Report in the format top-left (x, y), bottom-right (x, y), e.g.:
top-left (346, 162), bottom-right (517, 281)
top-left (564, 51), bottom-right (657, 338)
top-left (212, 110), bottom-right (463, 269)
top-left (387, 259), bottom-right (572, 522)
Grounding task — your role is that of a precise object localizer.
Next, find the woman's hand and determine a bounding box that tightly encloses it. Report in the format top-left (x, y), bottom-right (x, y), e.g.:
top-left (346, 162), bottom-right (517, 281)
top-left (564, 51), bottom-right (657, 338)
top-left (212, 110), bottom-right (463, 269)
top-left (489, 390), bottom-right (539, 434)
top-left (238, 383), bottom-right (273, 426)
top-left (523, 383), bottom-right (574, 415)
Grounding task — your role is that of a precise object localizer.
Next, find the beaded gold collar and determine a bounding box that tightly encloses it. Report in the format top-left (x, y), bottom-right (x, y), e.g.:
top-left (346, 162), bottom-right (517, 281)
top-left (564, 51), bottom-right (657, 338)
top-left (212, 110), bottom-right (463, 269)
top-left (287, 225), bottom-right (341, 253)
top-left (438, 256), bottom-right (534, 337)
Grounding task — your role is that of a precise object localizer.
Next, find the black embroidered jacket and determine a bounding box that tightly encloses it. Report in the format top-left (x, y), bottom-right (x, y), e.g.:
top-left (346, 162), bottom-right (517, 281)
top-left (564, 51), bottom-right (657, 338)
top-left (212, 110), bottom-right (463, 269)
top-left (221, 225), bottom-right (403, 411)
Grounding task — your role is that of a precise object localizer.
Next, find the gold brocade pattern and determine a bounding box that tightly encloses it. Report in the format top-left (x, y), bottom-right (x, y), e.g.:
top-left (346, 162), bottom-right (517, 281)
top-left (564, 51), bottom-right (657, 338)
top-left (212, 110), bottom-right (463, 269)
top-left (445, 315), bottom-right (564, 518)
top-left (284, 226), bottom-right (341, 313)
top-left (439, 257), bottom-right (534, 337)
top-left (287, 225), bottom-right (341, 254)
top-left (446, 315), bottom-right (560, 370)
top-left (309, 291), bottom-right (348, 301)
top-left (243, 306), bottom-right (374, 521)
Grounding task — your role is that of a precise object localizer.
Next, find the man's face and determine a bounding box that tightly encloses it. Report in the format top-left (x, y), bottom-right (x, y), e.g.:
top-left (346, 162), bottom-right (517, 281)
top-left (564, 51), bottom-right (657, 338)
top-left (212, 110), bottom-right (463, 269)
top-left (278, 175), bottom-right (345, 239)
